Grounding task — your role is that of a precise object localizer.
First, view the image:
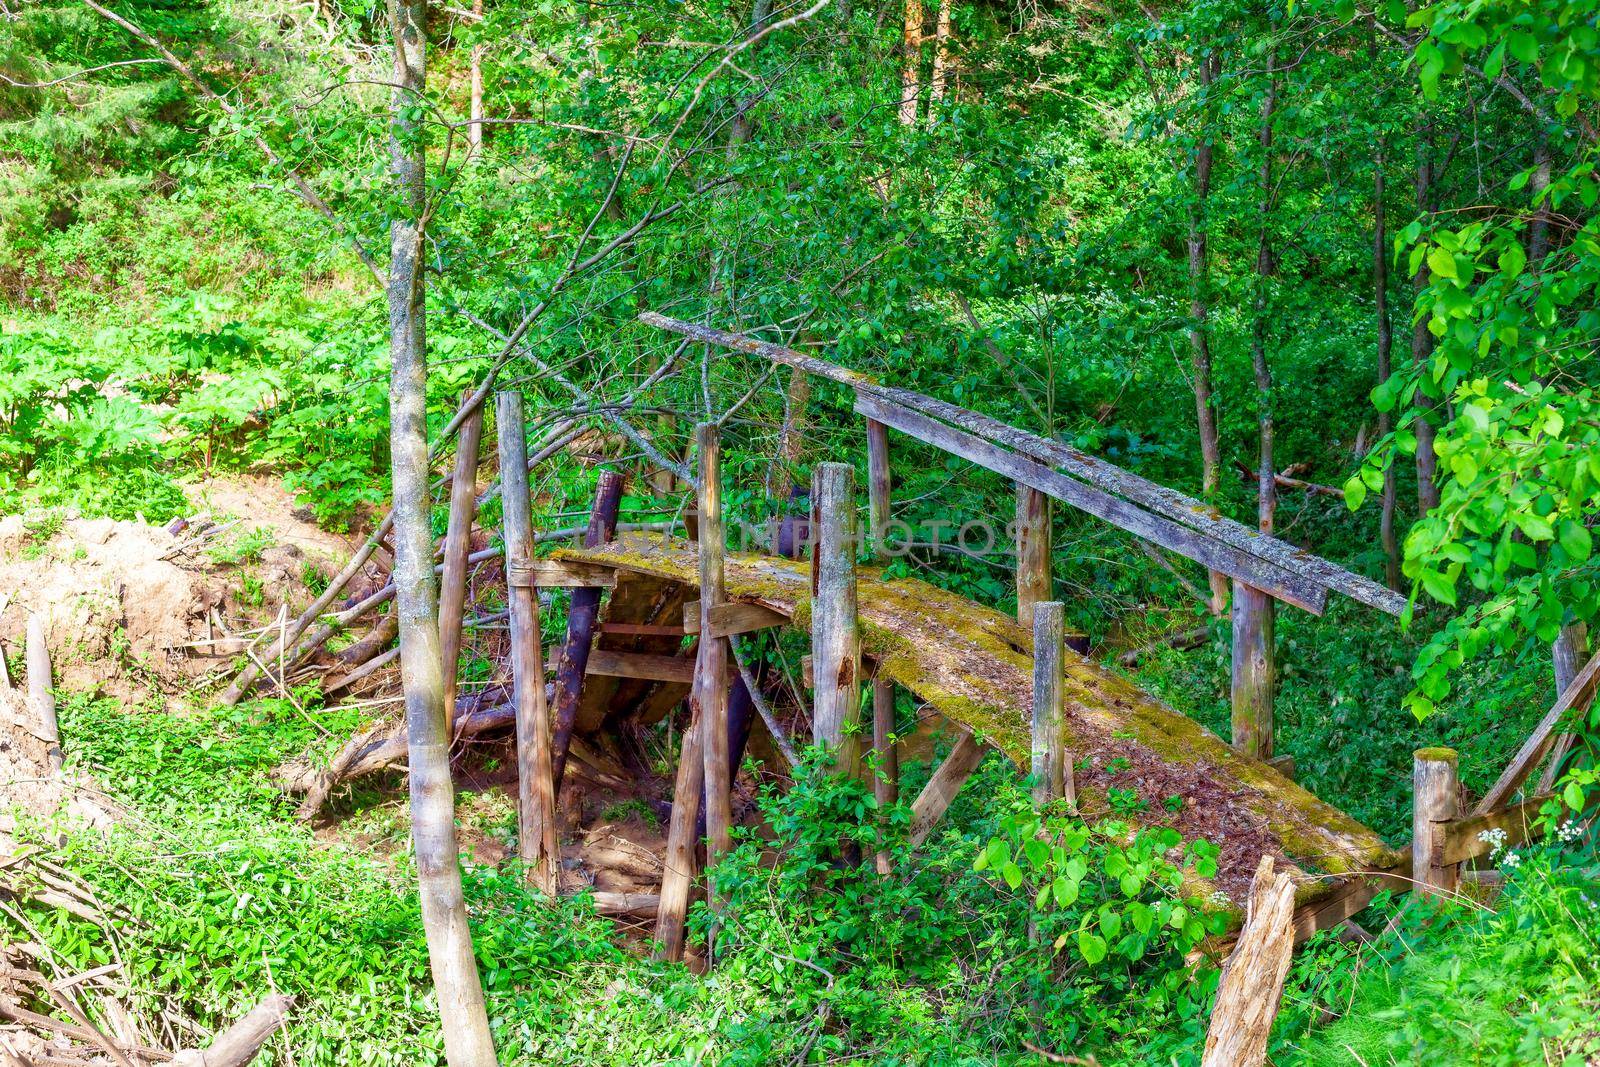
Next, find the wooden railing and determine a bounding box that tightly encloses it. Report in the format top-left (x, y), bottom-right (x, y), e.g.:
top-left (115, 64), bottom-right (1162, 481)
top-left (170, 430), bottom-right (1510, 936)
top-left (641, 311), bottom-right (1405, 764)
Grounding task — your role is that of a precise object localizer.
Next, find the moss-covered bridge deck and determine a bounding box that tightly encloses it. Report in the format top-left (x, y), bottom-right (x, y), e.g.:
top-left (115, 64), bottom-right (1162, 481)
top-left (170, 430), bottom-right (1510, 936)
top-left (561, 534), bottom-right (1399, 909)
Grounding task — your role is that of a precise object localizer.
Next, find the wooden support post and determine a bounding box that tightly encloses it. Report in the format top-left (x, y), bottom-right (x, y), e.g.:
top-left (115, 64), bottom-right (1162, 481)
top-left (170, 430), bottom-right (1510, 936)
top-left (550, 469), bottom-right (625, 792)
top-left (437, 389), bottom-right (484, 727)
top-left (1413, 747), bottom-right (1461, 899)
top-left (811, 462), bottom-right (862, 776)
top-left (1230, 580), bottom-right (1275, 760)
top-left (1015, 486), bottom-right (1051, 622)
top-left (653, 707), bottom-right (703, 962)
top-left (497, 391), bottom-right (557, 896)
top-left (1539, 621), bottom-right (1591, 792)
top-left (694, 424), bottom-right (734, 928)
top-left (1032, 602), bottom-right (1071, 808)
top-left (866, 417), bottom-right (899, 870)
top-left (26, 615), bottom-right (60, 775)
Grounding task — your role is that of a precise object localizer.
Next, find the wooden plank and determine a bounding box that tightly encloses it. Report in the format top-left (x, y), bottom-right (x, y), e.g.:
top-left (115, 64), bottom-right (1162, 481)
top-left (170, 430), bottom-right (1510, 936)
top-left (497, 391), bottom-right (558, 896)
top-left (682, 600), bottom-right (788, 637)
top-left (507, 559), bottom-right (619, 588)
top-left (587, 649), bottom-right (695, 683)
top-left (854, 393), bottom-right (1330, 615)
top-left (1438, 793), bottom-right (1552, 866)
top-left (1231, 581), bottom-right (1276, 759)
top-left (590, 891), bottom-right (661, 917)
top-left (601, 621), bottom-right (685, 637)
top-left (578, 569), bottom-right (690, 732)
top-left (639, 312), bottom-right (1403, 617)
top-left (1413, 748), bottom-right (1460, 898)
top-left (1291, 854), bottom-right (1412, 943)
top-left (811, 463), bottom-right (863, 776)
top-left (1474, 648), bottom-right (1600, 815)
top-left (909, 731), bottom-right (987, 846)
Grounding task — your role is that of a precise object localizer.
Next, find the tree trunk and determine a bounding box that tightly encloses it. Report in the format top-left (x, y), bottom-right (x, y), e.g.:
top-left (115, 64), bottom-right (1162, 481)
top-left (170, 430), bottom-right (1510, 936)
top-left (1250, 49), bottom-right (1278, 535)
top-left (467, 0), bottom-right (484, 154)
top-left (1187, 53), bottom-right (1226, 612)
top-left (1412, 120), bottom-right (1441, 515)
top-left (898, 0), bottom-right (924, 126)
top-left (1528, 132), bottom-right (1552, 266)
top-left (385, 1), bottom-right (497, 1061)
top-left (1373, 137), bottom-right (1401, 589)
top-left (926, 0), bottom-right (952, 116)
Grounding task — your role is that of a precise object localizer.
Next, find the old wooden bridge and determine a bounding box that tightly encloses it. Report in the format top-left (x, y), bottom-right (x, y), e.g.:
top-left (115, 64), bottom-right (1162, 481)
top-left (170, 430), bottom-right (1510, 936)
top-left (478, 313), bottom-right (1583, 959)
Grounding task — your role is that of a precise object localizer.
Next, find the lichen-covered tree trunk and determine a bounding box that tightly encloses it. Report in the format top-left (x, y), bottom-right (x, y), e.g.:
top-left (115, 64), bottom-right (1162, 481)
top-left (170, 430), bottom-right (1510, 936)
top-left (898, 0), bottom-right (923, 126)
top-left (385, 0), bottom-right (497, 1061)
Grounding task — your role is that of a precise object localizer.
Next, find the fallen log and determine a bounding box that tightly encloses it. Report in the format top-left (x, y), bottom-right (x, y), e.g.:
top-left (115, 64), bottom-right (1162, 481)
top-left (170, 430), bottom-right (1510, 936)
top-left (1201, 855), bottom-right (1295, 1067)
top-left (26, 616), bottom-right (61, 775)
top-left (171, 995), bottom-right (293, 1067)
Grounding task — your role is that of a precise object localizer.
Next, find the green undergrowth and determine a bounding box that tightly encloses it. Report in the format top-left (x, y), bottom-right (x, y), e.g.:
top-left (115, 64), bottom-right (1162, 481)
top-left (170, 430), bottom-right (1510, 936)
top-left (5, 694), bottom-right (1247, 1065)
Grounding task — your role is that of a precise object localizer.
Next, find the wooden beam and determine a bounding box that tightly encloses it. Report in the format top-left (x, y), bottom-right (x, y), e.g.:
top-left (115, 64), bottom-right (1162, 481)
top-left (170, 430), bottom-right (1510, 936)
top-left (506, 559), bottom-right (619, 588)
top-left (909, 731), bottom-right (987, 846)
top-left (590, 891), bottom-right (661, 917)
top-left (640, 312), bottom-right (1402, 617)
top-left (1413, 747), bottom-right (1461, 899)
top-left (682, 600), bottom-right (788, 637)
top-left (811, 463), bottom-right (863, 776)
top-left (695, 423), bottom-right (733, 932)
top-left (653, 706), bottom-right (702, 962)
top-left (497, 390), bottom-right (558, 896)
top-left (1438, 793), bottom-right (1552, 867)
top-left (866, 415), bottom-right (899, 872)
top-left (1231, 580), bottom-right (1276, 760)
top-left (1290, 854), bottom-right (1412, 943)
top-left (854, 393), bottom-right (1330, 615)
top-left (1032, 601), bottom-right (1070, 807)
top-left (1475, 648), bottom-right (1600, 815)
top-left (601, 621), bottom-right (684, 637)
top-left (542, 648), bottom-right (695, 683)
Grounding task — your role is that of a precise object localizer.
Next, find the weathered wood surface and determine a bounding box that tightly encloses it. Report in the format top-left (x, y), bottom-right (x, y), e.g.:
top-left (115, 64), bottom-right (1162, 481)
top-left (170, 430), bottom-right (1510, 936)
top-left (694, 423), bottom-right (733, 906)
top-left (560, 535), bottom-right (1400, 904)
top-left (810, 463), bottom-right (862, 777)
top-left (1230, 581), bottom-right (1275, 760)
top-left (575, 569), bottom-right (691, 733)
top-left (1202, 856), bottom-right (1295, 1067)
top-left (172, 995), bottom-right (293, 1067)
top-left (1413, 748), bottom-right (1460, 898)
top-left (1474, 648), bottom-right (1600, 816)
top-left (1015, 487), bottom-right (1052, 621)
top-left (854, 393), bottom-right (1331, 615)
top-left (498, 391), bottom-right (558, 896)
top-left (909, 730), bottom-right (987, 846)
top-left (551, 469), bottom-right (625, 794)
top-left (1032, 602), bottom-right (1070, 807)
top-left (437, 390), bottom-right (483, 724)
top-left (682, 600), bottom-right (788, 637)
top-left (1438, 793), bottom-right (1551, 867)
top-left (653, 702), bottom-right (703, 962)
top-left (640, 312), bottom-right (1404, 617)
top-left (508, 559), bottom-right (620, 588)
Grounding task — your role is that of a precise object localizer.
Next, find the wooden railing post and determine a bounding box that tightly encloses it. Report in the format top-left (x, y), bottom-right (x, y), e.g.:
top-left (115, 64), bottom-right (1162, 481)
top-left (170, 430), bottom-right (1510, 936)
top-left (1016, 486), bottom-right (1052, 622)
top-left (1231, 579), bottom-right (1276, 760)
top-left (438, 389), bottom-right (484, 726)
top-left (496, 390), bottom-right (558, 896)
top-left (811, 462), bottom-right (862, 777)
top-left (695, 424), bottom-right (733, 919)
top-left (1031, 601), bottom-right (1072, 808)
top-left (865, 418), bottom-right (899, 869)
top-left (1413, 747), bottom-right (1461, 899)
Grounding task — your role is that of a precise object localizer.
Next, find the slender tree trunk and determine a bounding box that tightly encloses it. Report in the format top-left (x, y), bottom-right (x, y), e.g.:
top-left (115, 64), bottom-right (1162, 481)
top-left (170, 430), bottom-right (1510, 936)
top-left (467, 0), bottom-right (484, 154)
top-left (1373, 138), bottom-right (1401, 589)
top-left (1528, 132), bottom-right (1553, 266)
top-left (927, 0), bottom-right (952, 116)
top-left (898, 0), bottom-right (923, 126)
top-left (1412, 119), bottom-right (1441, 515)
top-left (1187, 53), bottom-right (1225, 611)
top-left (385, 2), bottom-right (497, 1061)
top-left (1251, 49), bottom-right (1278, 535)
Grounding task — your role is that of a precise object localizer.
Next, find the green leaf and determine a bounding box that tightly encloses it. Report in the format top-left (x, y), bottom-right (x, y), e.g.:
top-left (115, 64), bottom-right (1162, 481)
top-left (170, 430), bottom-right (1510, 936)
top-left (1344, 476), bottom-right (1368, 511)
top-left (1427, 246), bottom-right (1459, 280)
top-left (1559, 519), bottom-right (1592, 563)
top-left (1001, 860), bottom-right (1024, 890)
top-left (1078, 931), bottom-right (1107, 965)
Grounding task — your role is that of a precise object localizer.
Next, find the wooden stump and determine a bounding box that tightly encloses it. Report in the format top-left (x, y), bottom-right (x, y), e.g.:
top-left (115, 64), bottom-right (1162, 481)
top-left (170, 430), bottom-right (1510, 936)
top-left (1201, 855), bottom-right (1295, 1067)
